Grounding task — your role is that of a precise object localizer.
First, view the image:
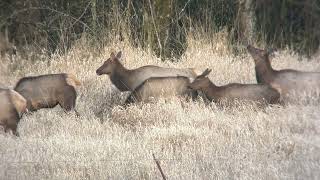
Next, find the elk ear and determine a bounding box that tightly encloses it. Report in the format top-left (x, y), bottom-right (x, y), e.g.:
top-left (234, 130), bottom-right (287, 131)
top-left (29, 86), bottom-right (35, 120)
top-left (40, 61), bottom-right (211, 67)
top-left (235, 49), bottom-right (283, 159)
top-left (202, 68), bottom-right (212, 76)
top-left (198, 68), bottom-right (212, 78)
top-left (116, 51), bottom-right (122, 60)
top-left (207, 69), bottom-right (212, 75)
top-left (110, 52), bottom-right (116, 60)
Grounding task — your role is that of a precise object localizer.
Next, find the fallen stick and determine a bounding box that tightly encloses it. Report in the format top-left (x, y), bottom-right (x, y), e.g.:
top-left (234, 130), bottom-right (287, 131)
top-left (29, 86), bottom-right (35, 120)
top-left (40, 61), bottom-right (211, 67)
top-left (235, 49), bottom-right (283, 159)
top-left (152, 153), bottom-right (167, 180)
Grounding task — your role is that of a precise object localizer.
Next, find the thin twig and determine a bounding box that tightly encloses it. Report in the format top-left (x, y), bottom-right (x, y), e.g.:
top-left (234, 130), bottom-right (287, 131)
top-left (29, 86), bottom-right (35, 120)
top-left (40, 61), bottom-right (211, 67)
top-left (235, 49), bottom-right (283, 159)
top-left (152, 153), bottom-right (167, 180)
top-left (147, 0), bottom-right (162, 59)
top-left (5, 6), bottom-right (93, 33)
top-left (158, 0), bottom-right (193, 32)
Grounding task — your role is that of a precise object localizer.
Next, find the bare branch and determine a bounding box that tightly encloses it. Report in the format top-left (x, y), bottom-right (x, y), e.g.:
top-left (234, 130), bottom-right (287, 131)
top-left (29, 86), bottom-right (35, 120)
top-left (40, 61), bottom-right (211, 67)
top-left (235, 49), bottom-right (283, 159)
top-left (147, 0), bottom-right (162, 59)
top-left (152, 153), bottom-right (167, 180)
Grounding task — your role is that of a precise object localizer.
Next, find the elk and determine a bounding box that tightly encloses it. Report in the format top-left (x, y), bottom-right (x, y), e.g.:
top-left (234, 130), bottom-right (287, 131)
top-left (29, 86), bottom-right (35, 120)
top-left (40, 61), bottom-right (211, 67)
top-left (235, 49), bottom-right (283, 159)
top-left (247, 45), bottom-right (320, 98)
top-left (14, 73), bottom-right (81, 115)
top-left (187, 69), bottom-right (280, 105)
top-left (96, 51), bottom-right (198, 91)
top-left (125, 76), bottom-right (196, 104)
top-left (0, 88), bottom-right (27, 136)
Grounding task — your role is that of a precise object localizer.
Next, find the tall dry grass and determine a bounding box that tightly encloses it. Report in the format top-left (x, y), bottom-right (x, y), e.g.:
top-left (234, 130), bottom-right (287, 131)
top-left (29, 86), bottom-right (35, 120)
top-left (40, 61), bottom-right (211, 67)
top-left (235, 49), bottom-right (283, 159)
top-left (0, 34), bottom-right (320, 179)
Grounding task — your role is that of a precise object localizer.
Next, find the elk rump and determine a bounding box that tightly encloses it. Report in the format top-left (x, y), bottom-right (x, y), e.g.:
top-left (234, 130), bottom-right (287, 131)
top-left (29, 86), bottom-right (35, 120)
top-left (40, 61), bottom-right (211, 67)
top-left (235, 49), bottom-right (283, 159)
top-left (14, 73), bottom-right (81, 114)
top-left (0, 88), bottom-right (27, 135)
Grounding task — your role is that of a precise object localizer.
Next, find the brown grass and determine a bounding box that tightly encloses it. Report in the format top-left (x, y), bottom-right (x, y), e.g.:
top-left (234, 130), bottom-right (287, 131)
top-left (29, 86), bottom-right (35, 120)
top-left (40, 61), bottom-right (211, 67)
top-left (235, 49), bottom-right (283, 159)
top-left (0, 35), bottom-right (319, 179)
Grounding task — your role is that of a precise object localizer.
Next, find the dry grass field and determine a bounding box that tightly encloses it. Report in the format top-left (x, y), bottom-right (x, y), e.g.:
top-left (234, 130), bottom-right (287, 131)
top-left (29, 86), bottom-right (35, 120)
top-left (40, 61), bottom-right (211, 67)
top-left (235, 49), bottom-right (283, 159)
top-left (0, 36), bottom-right (320, 179)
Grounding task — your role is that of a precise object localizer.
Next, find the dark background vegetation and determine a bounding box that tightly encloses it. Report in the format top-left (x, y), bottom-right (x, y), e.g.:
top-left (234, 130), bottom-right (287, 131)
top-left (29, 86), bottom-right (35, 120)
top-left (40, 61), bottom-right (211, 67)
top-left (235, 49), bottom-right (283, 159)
top-left (0, 0), bottom-right (319, 59)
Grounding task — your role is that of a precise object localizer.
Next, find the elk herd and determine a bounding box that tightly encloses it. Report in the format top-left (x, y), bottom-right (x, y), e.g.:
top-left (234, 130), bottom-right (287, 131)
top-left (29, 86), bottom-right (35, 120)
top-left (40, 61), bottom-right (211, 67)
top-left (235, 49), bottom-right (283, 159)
top-left (1, 45), bottom-right (320, 136)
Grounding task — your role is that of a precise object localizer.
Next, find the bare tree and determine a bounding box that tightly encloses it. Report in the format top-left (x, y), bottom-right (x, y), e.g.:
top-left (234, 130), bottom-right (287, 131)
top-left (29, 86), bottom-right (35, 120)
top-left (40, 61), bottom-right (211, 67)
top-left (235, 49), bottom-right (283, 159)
top-left (237, 0), bottom-right (255, 44)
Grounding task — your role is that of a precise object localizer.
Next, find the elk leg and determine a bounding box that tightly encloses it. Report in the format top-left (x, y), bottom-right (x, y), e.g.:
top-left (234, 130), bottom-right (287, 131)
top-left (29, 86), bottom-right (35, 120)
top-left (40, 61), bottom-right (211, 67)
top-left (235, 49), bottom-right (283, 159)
top-left (12, 128), bottom-right (19, 137)
top-left (60, 94), bottom-right (75, 111)
top-left (26, 100), bottom-right (35, 111)
top-left (59, 87), bottom-right (78, 115)
top-left (2, 123), bottom-right (8, 133)
top-left (74, 109), bottom-right (80, 117)
top-left (124, 93), bottom-right (135, 105)
top-left (188, 90), bottom-right (198, 101)
top-left (7, 122), bottom-right (19, 136)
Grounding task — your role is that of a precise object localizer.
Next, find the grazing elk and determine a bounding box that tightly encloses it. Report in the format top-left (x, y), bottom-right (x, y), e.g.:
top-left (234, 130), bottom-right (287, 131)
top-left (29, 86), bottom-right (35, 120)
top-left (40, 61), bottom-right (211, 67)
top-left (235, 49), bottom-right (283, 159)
top-left (188, 69), bottom-right (280, 105)
top-left (247, 45), bottom-right (320, 98)
top-left (96, 51), bottom-right (199, 91)
top-left (125, 76), bottom-right (196, 104)
top-left (0, 88), bottom-right (27, 136)
top-left (14, 73), bottom-right (81, 115)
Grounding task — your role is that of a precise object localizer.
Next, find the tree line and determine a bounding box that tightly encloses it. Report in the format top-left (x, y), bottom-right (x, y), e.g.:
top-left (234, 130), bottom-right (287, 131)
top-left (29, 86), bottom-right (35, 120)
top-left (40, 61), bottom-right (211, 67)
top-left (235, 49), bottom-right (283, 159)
top-left (0, 0), bottom-right (319, 59)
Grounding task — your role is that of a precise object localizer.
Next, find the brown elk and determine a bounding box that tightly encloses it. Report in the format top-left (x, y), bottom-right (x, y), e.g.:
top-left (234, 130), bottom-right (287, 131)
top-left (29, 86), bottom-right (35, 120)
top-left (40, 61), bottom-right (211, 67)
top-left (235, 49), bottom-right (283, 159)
top-left (96, 51), bottom-right (198, 91)
top-left (247, 45), bottom-right (320, 98)
top-left (188, 69), bottom-right (280, 105)
top-left (14, 73), bottom-right (81, 115)
top-left (125, 76), bottom-right (196, 104)
top-left (0, 88), bottom-right (27, 136)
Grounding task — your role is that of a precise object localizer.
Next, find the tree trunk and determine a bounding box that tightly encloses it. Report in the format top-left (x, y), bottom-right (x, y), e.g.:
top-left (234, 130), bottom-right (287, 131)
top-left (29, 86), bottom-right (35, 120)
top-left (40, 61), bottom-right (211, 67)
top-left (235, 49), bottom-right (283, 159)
top-left (237, 0), bottom-right (255, 44)
top-left (91, 0), bottom-right (97, 38)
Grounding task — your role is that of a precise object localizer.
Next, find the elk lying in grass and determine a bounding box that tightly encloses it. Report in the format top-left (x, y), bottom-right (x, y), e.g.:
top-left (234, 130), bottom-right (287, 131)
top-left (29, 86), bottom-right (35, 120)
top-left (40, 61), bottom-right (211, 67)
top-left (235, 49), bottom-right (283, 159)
top-left (96, 51), bottom-right (198, 91)
top-left (247, 45), bottom-right (320, 99)
top-left (187, 69), bottom-right (280, 106)
top-left (125, 76), bottom-right (196, 104)
top-left (0, 88), bottom-right (27, 136)
top-left (14, 73), bottom-right (81, 115)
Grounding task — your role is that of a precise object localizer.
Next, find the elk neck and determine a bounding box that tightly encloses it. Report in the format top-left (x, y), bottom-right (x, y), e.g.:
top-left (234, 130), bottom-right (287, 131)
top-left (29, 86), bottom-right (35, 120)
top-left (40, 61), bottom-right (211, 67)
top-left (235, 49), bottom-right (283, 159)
top-left (254, 57), bottom-right (275, 84)
top-left (109, 61), bottom-right (132, 91)
top-left (202, 81), bottom-right (221, 101)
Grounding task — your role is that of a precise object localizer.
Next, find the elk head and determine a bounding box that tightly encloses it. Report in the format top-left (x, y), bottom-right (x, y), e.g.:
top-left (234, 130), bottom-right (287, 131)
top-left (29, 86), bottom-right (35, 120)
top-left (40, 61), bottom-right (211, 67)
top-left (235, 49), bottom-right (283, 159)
top-left (188, 68), bottom-right (212, 90)
top-left (96, 51), bottom-right (122, 75)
